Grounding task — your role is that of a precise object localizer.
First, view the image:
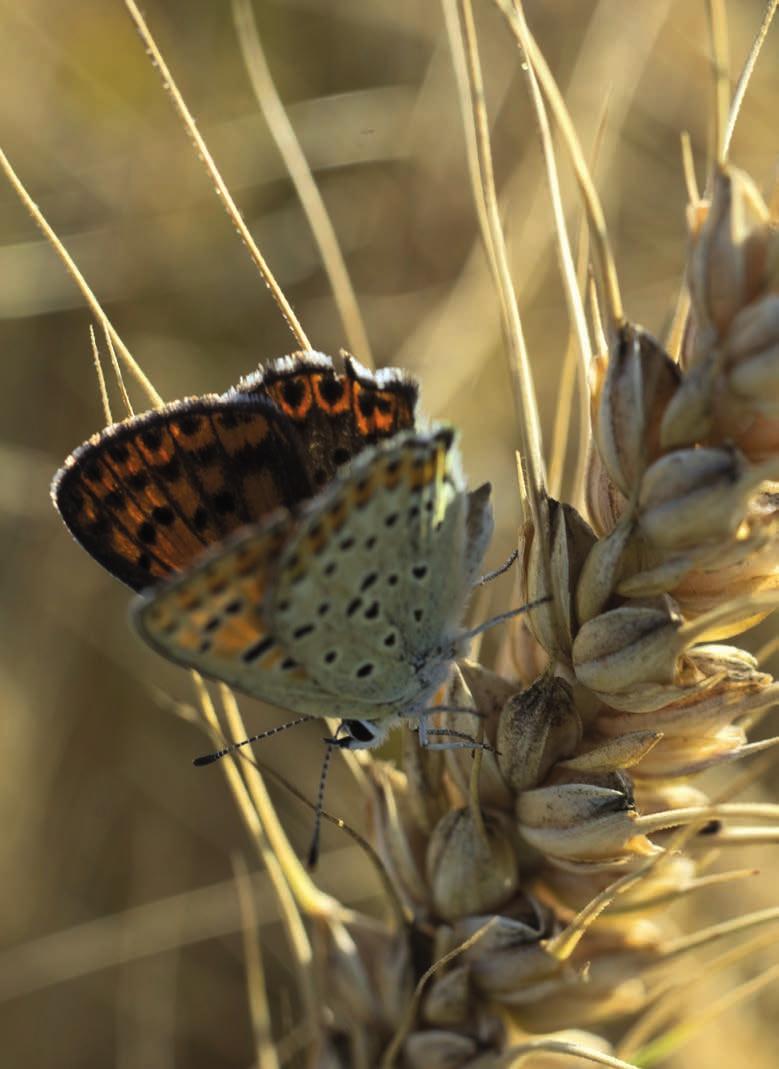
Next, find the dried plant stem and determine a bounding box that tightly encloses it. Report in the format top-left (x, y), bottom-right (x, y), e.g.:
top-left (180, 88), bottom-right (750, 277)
top-left (218, 685), bottom-right (344, 922)
top-left (252, 758), bottom-right (411, 930)
top-left (445, 0), bottom-right (548, 522)
top-left (88, 326), bottom-right (113, 426)
top-left (231, 0), bottom-right (373, 364)
top-left (664, 132), bottom-right (698, 360)
top-left (633, 959), bottom-right (779, 1067)
top-left (231, 852), bottom-right (280, 1069)
top-left (122, 0), bottom-right (310, 351)
top-left (519, 25), bottom-right (593, 431)
top-left (379, 918), bottom-right (499, 1069)
top-left (547, 96), bottom-right (609, 502)
top-left (0, 146), bottom-right (163, 409)
top-left (103, 326), bottom-right (135, 417)
top-left (705, 0), bottom-right (731, 166)
top-left (495, 0), bottom-right (624, 333)
top-left (662, 906), bottom-right (779, 960)
top-left (723, 1), bottom-right (778, 157)
top-left (620, 926), bottom-right (779, 1057)
top-left (607, 868), bottom-right (758, 914)
top-left (439, 0), bottom-right (501, 295)
top-left (191, 676), bottom-right (322, 1042)
top-left (681, 131), bottom-right (701, 205)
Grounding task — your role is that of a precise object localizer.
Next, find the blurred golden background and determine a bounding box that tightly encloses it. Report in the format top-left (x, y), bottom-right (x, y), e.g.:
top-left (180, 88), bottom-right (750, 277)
top-left (1, 1), bottom-right (777, 1065)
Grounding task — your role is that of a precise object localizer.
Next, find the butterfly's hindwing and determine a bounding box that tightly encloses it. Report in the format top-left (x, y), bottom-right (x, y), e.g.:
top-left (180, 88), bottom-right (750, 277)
top-left (268, 429), bottom-right (486, 707)
top-left (235, 352), bottom-right (418, 490)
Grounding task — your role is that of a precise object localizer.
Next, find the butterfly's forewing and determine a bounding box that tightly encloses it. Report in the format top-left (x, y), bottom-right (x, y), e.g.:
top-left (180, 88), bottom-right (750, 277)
top-left (268, 428), bottom-right (491, 708)
top-left (52, 395), bottom-right (315, 591)
top-left (53, 352), bottom-right (419, 592)
top-left (235, 352), bottom-right (418, 489)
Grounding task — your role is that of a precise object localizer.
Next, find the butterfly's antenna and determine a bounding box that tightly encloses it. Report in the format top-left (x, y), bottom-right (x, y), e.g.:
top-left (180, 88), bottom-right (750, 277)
top-left (193, 715), bottom-right (314, 767)
top-left (457, 595), bottom-right (551, 643)
top-left (307, 740), bottom-right (336, 870)
top-left (477, 548), bottom-right (519, 585)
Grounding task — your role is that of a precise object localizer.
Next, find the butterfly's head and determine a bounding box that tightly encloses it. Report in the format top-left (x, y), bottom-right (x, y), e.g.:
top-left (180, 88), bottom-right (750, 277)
top-left (330, 717), bottom-right (395, 750)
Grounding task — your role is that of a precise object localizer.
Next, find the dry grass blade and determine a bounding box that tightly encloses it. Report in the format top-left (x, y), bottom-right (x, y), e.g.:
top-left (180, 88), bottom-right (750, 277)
top-left (122, 0), bottom-right (310, 350)
top-left (88, 325), bottom-right (113, 425)
top-left (495, 0), bottom-right (624, 331)
top-left (630, 960), bottom-right (779, 1068)
top-left (231, 852), bottom-right (279, 1069)
top-left (231, 0), bottom-right (373, 364)
top-left (0, 146), bottom-right (163, 407)
top-left (723, 0), bottom-right (778, 155)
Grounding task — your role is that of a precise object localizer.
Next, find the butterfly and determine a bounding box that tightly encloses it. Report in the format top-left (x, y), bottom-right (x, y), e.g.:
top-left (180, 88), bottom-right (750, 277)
top-left (133, 426), bottom-right (494, 748)
top-left (52, 349), bottom-right (496, 752)
top-left (52, 351), bottom-right (418, 591)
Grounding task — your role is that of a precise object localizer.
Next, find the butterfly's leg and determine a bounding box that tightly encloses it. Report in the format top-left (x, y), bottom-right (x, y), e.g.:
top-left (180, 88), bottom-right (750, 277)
top-left (476, 548), bottom-right (518, 586)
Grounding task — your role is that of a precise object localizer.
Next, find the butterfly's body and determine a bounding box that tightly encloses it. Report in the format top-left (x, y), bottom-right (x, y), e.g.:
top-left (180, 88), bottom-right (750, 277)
top-left (53, 352), bottom-right (494, 749)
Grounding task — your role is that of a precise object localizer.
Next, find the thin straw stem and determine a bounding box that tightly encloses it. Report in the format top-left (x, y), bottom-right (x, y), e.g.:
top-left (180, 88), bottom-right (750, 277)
top-left (190, 675), bottom-right (322, 1043)
top-left (123, 0), bottom-right (310, 351)
top-left (723, 1), bottom-right (778, 157)
top-left (88, 326), bottom-right (113, 426)
top-left (231, 853), bottom-right (280, 1069)
top-left (0, 145), bottom-right (163, 409)
top-left (231, 0), bottom-right (372, 364)
top-left (444, 0), bottom-right (548, 600)
top-left (705, 0), bottom-right (731, 167)
top-left (495, 0), bottom-right (624, 332)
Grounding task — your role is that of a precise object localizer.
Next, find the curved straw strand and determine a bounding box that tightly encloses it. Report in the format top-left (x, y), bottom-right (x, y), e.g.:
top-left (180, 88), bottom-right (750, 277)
top-left (723, 0), bottom-right (778, 157)
top-left (0, 146), bottom-right (163, 408)
top-left (123, 0), bottom-right (310, 350)
top-left (496, 0), bottom-right (624, 332)
top-left (705, 0), bottom-right (731, 167)
top-left (231, 0), bottom-right (373, 365)
top-left (520, 39), bottom-right (599, 507)
top-left (444, 0), bottom-right (548, 528)
top-left (190, 676), bottom-right (323, 1040)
